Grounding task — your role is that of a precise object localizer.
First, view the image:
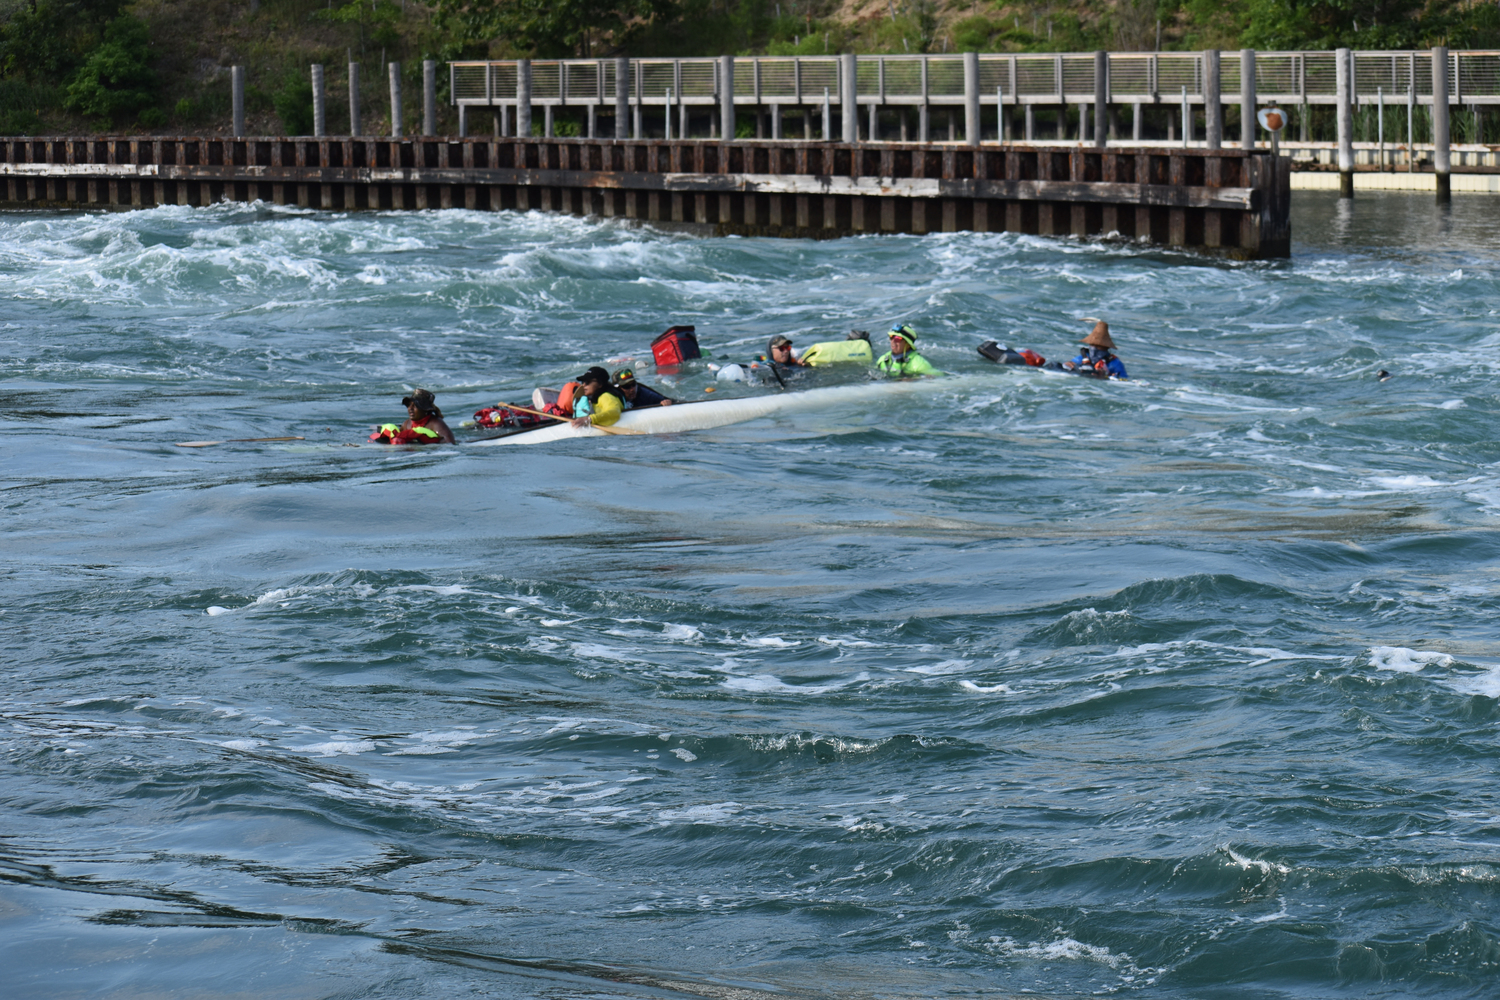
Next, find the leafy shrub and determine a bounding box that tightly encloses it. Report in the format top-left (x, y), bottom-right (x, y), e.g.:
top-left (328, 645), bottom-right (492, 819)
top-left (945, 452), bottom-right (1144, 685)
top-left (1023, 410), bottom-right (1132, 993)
top-left (174, 97), bottom-right (195, 120)
top-left (138, 106), bottom-right (165, 128)
top-left (272, 71), bottom-right (314, 136)
top-left (63, 15), bottom-right (156, 122)
top-left (0, 107), bottom-right (44, 135)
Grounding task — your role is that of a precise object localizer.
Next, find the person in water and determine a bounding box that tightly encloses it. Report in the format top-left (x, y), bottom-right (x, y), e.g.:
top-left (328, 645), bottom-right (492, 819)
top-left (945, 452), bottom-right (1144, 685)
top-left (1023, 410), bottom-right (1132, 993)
top-left (1063, 321), bottom-right (1128, 378)
top-left (570, 367), bottom-right (624, 428)
top-left (613, 367), bottom-right (675, 408)
top-left (764, 334), bottom-right (807, 369)
top-left (875, 323), bottom-right (941, 377)
top-left (371, 388), bottom-right (456, 444)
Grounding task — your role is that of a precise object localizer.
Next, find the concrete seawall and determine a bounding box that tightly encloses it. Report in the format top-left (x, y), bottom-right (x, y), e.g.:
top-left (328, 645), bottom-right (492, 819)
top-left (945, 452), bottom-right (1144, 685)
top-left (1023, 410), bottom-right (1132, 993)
top-left (0, 136), bottom-right (1291, 258)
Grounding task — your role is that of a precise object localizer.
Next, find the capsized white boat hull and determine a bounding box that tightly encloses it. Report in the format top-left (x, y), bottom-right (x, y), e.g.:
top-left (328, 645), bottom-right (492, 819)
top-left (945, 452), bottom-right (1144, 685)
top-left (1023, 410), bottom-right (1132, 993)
top-left (469, 379), bottom-right (942, 446)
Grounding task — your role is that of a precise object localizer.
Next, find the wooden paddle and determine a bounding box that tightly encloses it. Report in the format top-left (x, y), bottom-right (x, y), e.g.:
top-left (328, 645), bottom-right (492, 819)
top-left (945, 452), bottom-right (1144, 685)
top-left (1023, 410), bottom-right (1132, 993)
top-left (495, 402), bottom-right (643, 436)
top-left (176, 436), bottom-right (306, 448)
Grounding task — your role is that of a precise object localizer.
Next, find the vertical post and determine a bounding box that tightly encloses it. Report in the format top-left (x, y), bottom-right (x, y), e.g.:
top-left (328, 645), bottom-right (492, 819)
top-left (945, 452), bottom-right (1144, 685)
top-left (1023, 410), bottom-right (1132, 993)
top-left (841, 53), bottom-right (857, 143)
top-left (869, 102), bottom-right (878, 141)
top-left (516, 59), bottom-right (532, 138)
top-left (1025, 103), bottom-right (1034, 141)
top-left (232, 66), bottom-right (245, 137)
top-left (544, 105), bottom-right (553, 138)
top-left (920, 56), bottom-right (929, 142)
top-left (588, 103), bottom-right (596, 139)
top-left (349, 62), bottom-right (361, 135)
top-left (616, 57), bottom-right (629, 139)
top-left (1407, 77), bottom-right (1415, 173)
top-left (1336, 47), bottom-right (1353, 197)
top-left (1093, 51), bottom-right (1107, 148)
top-left (997, 86), bottom-right (1005, 141)
top-left (964, 51), bottom-right (980, 147)
top-left (311, 64), bottom-right (326, 137)
top-left (1132, 102), bottom-right (1141, 141)
top-left (1433, 46), bottom-right (1451, 202)
top-left (458, 104), bottom-right (467, 137)
top-left (423, 60), bottom-right (436, 136)
top-left (1377, 86), bottom-right (1384, 171)
top-left (1180, 86), bottom-right (1189, 145)
top-left (665, 88), bottom-right (673, 141)
top-left (719, 55), bottom-right (735, 141)
top-left (1241, 49), bottom-right (1257, 149)
top-left (1203, 50), bottom-right (1221, 149)
top-left (389, 61), bottom-right (403, 137)
top-left (823, 87), bottom-right (831, 141)
top-left (633, 61), bottom-right (643, 138)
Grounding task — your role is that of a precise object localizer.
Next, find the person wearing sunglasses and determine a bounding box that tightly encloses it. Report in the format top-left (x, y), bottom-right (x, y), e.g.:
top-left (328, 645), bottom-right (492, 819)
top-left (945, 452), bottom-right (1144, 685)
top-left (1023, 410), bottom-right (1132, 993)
top-left (612, 367), bottom-right (675, 409)
top-left (763, 334), bottom-right (807, 370)
top-left (875, 323), bottom-right (941, 378)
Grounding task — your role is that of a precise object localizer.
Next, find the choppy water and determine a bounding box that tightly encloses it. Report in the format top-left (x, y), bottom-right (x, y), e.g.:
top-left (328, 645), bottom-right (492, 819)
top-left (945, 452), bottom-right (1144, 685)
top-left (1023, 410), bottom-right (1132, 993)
top-left (4, 193), bottom-right (1500, 999)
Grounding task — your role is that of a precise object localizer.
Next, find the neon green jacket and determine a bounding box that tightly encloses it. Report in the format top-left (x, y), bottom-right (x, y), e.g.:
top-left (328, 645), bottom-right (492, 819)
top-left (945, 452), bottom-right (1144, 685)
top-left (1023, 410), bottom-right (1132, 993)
top-left (875, 349), bottom-right (941, 377)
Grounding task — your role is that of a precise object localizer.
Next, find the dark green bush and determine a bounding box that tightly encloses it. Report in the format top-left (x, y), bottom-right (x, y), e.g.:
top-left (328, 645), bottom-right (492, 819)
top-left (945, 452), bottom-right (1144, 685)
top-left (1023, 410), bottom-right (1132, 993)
top-left (272, 71), bottom-right (314, 136)
top-left (63, 15), bottom-right (156, 122)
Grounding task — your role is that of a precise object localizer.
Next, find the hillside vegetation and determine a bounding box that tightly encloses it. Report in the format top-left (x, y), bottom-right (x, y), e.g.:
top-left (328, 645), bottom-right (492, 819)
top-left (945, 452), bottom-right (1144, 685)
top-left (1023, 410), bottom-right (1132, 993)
top-left (2, 0), bottom-right (1499, 136)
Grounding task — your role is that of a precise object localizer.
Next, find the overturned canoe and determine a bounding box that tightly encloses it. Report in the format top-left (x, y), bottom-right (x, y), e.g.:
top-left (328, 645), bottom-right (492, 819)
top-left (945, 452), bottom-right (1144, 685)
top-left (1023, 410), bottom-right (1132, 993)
top-left (468, 379), bottom-right (942, 446)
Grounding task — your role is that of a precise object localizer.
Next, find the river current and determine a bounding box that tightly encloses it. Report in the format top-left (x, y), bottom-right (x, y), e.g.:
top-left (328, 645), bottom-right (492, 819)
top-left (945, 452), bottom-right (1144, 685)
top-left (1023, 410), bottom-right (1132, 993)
top-left (3, 193), bottom-right (1500, 999)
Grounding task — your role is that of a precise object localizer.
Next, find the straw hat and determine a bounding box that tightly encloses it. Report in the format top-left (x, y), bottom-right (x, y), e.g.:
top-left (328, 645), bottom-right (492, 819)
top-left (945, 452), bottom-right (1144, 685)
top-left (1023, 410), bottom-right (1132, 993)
top-left (1081, 320), bottom-right (1116, 350)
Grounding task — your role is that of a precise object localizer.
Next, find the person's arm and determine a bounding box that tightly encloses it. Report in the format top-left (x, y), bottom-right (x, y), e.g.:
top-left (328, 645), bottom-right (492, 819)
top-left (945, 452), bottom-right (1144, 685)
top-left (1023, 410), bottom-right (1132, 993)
top-left (634, 385), bottom-right (671, 407)
top-left (432, 418), bottom-right (457, 443)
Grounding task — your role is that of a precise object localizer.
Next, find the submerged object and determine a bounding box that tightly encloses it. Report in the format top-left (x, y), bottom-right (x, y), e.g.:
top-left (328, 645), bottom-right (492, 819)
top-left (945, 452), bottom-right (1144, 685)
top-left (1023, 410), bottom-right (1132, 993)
top-left (469, 380), bottom-right (940, 447)
top-left (1377, 369), bottom-right (1392, 382)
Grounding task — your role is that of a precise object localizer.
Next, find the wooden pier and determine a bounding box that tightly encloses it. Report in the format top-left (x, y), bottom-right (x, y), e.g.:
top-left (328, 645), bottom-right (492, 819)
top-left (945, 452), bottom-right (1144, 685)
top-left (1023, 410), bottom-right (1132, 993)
top-left (0, 136), bottom-right (1291, 258)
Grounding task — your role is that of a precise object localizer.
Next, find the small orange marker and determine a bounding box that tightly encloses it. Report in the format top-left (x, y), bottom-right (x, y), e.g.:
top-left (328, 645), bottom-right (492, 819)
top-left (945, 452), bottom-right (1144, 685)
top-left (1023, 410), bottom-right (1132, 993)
top-left (704, 386), bottom-right (716, 393)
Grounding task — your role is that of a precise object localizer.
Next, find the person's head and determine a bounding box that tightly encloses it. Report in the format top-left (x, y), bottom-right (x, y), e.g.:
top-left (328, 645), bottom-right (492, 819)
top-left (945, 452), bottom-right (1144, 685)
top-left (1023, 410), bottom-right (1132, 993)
top-left (613, 367), bottom-right (639, 400)
top-left (577, 366), bottom-right (612, 399)
top-left (768, 334), bottom-right (795, 363)
top-left (1081, 320), bottom-right (1116, 352)
top-left (402, 389), bottom-right (441, 418)
top-left (889, 323), bottom-right (917, 356)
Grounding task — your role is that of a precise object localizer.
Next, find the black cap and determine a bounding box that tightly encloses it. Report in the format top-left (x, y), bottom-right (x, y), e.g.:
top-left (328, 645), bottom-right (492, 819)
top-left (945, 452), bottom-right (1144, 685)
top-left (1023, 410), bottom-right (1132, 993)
top-left (575, 366), bottom-right (611, 385)
top-left (401, 389), bottom-right (438, 413)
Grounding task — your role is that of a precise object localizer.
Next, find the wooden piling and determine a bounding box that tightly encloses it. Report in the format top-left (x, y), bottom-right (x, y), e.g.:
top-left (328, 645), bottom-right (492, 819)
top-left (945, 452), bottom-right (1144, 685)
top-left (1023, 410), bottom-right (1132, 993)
top-left (0, 135), bottom-right (1292, 259)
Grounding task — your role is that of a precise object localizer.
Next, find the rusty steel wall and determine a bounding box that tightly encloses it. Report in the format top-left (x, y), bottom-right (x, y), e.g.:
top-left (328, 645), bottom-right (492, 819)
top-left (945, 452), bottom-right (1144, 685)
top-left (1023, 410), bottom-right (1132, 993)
top-left (0, 136), bottom-right (1291, 258)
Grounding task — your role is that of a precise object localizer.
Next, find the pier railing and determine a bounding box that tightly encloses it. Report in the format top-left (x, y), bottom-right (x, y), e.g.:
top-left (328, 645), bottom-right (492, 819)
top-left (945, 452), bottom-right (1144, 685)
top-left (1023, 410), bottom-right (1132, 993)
top-left (451, 50), bottom-right (1500, 113)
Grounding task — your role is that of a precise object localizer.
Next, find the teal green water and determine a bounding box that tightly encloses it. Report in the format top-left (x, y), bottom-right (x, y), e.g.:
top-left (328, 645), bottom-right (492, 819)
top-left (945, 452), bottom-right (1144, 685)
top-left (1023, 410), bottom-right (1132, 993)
top-left (4, 194), bottom-right (1500, 998)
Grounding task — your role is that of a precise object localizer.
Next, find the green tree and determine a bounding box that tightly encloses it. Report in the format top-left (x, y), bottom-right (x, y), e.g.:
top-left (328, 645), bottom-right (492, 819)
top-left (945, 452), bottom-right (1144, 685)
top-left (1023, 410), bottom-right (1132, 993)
top-left (433, 0), bottom-right (681, 58)
top-left (0, 0), bottom-right (128, 80)
top-left (272, 69), bottom-right (314, 136)
top-left (63, 14), bottom-right (156, 122)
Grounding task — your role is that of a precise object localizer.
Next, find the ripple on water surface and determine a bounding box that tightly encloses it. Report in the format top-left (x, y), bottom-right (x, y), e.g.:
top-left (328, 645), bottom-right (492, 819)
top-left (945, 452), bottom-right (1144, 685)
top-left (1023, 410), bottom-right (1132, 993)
top-left (3, 193), bottom-right (1500, 999)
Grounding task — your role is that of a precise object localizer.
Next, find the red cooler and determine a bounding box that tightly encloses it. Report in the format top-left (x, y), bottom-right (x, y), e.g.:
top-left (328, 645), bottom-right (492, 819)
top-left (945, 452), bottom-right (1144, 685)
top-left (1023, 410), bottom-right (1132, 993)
top-left (651, 326), bottom-right (700, 368)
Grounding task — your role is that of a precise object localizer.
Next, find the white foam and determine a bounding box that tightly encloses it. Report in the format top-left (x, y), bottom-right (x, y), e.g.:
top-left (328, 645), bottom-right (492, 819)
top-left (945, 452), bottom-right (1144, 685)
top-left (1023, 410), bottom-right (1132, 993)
top-left (1370, 646), bottom-right (1454, 673)
top-left (293, 740), bottom-right (376, 757)
top-left (722, 673), bottom-right (859, 695)
top-left (959, 680), bottom-right (1012, 694)
top-left (205, 606), bottom-right (232, 616)
top-left (219, 739), bottom-right (264, 751)
top-left (1368, 474), bottom-right (1449, 490)
top-left (670, 747), bottom-right (698, 762)
top-left (656, 802), bottom-right (741, 824)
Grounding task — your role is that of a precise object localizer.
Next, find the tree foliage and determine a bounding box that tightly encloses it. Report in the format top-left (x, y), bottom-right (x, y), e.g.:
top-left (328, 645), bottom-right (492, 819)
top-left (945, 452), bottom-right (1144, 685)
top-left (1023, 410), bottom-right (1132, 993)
top-left (63, 14), bottom-right (156, 122)
top-left (0, 0), bottom-right (128, 80)
top-left (433, 0), bottom-right (680, 58)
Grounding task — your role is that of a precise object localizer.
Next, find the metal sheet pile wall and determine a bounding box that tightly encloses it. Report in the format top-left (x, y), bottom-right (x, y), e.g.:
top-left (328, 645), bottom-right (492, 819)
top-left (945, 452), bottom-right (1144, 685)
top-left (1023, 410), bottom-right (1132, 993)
top-left (0, 136), bottom-right (1290, 259)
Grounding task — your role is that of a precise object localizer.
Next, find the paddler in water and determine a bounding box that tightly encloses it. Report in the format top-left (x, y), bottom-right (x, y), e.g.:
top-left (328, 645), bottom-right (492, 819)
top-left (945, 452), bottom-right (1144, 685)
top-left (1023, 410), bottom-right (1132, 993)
top-left (764, 334), bottom-right (807, 370)
top-left (875, 323), bottom-right (942, 377)
top-left (1062, 321), bottom-right (1128, 378)
top-left (570, 366), bottom-right (625, 429)
top-left (370, 388), bottom-right (456, 444)
top-left (613, 367), bottom-right (675, 408)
